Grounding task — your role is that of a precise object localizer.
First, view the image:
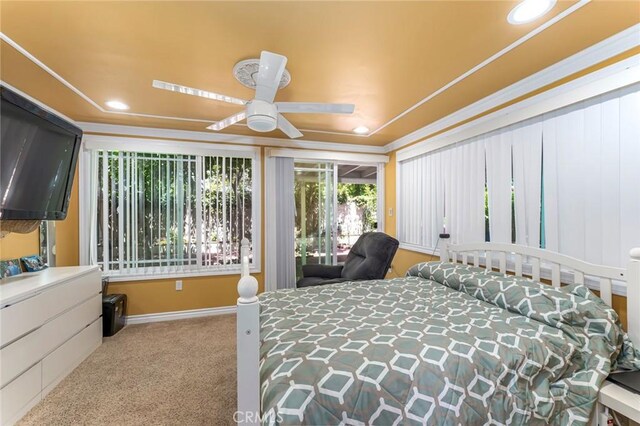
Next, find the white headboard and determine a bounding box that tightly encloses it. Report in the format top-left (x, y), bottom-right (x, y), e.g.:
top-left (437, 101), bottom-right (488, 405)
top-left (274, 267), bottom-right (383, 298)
top-left (440, 239), bottom-right (640, 346)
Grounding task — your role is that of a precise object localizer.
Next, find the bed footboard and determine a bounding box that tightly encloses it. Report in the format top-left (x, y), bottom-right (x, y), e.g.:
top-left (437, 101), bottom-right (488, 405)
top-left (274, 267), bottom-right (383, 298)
top-left (237, 238), bottom-right (260, 426)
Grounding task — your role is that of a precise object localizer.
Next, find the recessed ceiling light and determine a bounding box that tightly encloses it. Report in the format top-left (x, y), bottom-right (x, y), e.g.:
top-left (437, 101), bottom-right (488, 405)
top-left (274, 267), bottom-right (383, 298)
top-left (105, 100), bottom-right (129, 110)
top-left (353, 126), bottom-right (369, 135)
top-left (508, 0), bottom-right (556, 25)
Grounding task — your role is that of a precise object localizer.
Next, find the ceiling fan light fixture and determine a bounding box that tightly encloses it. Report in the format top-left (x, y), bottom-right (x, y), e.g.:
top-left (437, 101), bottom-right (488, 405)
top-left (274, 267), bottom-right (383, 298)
top-left (507, 0), bottom-right (556, 25)
top-left (105, 100), bottom-right (129, 110)
top-left (152, 51), bottom-right (354, 139)
top-left (246, 100), bottom-right (278, 132)
top-left (248, 115), bottom-right (277, 132)
top-left (353, 126), bottom-right (369, 135)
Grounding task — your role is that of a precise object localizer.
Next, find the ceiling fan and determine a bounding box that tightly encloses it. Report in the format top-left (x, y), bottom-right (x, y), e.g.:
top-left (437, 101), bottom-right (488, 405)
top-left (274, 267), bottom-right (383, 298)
top-left (152, 51), bottom-right (355, 139)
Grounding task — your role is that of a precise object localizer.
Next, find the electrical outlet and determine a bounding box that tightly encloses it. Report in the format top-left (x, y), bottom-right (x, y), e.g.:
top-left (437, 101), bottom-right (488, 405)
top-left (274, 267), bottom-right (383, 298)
top-left (176, 280), bottom-right (183, 291)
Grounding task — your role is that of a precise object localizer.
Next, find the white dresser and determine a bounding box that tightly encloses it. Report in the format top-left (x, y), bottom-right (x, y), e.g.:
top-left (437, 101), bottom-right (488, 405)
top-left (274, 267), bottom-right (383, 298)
top-left (0, 266), bottom-right (102, 426)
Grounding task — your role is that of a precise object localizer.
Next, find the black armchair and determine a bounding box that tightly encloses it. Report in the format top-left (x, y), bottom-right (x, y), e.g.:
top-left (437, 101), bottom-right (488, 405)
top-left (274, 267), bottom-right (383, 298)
top-left (296, 232), bottom-right (399, 288)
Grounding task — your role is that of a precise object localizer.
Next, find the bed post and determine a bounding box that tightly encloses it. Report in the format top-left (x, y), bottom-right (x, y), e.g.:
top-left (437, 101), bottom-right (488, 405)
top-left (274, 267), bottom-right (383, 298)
top-left (237, 238), bottom-right (260, 425)
top-left (627, 248), bottom-right (640, 346)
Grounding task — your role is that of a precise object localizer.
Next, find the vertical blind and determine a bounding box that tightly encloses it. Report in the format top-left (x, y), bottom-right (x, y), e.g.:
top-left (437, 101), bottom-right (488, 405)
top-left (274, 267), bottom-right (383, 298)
top-left (543, 85), bottom-right (640, 267)
top-left (90, 150), bottom-right (254, 276)
top-left (397, 83), bottom-right (640, 267)
top-left (265, 156), bottom-right (297, 291)
top-left (398, 138), bottom-right (484, 250)
top-left (511, 120), bottom-right (543, 248)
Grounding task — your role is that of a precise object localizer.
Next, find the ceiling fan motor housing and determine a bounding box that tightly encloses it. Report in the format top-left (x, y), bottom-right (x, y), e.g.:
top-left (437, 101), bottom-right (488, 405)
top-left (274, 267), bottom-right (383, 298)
top-left (246, 100), bottom-right (278, 132)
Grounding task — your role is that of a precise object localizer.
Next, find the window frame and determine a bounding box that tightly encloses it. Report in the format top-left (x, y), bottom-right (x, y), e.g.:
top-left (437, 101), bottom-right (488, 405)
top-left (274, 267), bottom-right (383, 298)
top-left (79, 135), bottom-right (261, 281)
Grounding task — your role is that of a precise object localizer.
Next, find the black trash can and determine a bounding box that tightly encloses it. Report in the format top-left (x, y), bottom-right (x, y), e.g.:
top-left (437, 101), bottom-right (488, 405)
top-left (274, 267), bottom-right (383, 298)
top-left (102, 294), bottom-right (127, 337)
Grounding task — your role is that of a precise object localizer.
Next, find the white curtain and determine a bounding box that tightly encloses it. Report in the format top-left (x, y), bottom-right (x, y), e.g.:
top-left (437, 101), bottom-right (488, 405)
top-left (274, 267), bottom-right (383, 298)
top-left (485, 131), bottom-right (513, 243)
top-left (398, 138), bottom-right (483, 249)
top-left (512, 119), bottom-right (543, 248)
top-left (619, 86), bottom-right (640, 267)
top-left (265, 156), bottom-right (296, 290)
top-left (398, 150), bottom-right (446, 249)
top-left (445, 138), bottom-right (485, 245)
top-left (543, 83), bottom-right (640, 267)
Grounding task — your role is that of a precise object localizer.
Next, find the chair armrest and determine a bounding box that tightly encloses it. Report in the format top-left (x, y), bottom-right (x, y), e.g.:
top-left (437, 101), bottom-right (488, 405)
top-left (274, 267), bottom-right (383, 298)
top-left (302, 264), bottom-right (343, 279)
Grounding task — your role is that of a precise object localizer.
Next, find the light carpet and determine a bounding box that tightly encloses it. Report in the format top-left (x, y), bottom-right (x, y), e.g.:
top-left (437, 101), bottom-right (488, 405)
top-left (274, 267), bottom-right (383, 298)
top-left (19, 315), bottom-right (237, 426)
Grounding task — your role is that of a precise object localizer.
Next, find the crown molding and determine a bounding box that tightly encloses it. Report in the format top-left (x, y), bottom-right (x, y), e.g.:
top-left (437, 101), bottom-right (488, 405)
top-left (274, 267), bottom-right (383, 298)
top-left (396, 54), bottom-right (640, 162)
top-left (78, 122), bottom-right (387, 154)
top-left (265, 147), bottom-right (388, 164)
top-left (82, 134), bottom-right (261, 157)
top-left (385, 23), bottom-right (640, 153)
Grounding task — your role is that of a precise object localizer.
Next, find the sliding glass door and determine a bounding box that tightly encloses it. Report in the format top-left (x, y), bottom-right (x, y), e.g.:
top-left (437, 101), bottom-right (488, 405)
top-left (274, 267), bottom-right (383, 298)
top-left (335, 164), bottom-right (379, 263)
top-left (294, 161), bottom-right (381, 281)
top-left (294, 163), bottom-right (336, 279)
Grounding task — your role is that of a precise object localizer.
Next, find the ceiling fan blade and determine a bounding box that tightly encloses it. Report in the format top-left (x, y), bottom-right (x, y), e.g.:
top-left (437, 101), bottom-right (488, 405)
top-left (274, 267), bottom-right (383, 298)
top-left (206, 111), bottom-right (247, 131)
top-left (153, 80), bottom-right (247, 105)
top-left (277, 114), bottom-right (303, 139)
top-left (254, 51), bottom-right (287, 103)
top-left (276, 102), bottom-right (355, 114)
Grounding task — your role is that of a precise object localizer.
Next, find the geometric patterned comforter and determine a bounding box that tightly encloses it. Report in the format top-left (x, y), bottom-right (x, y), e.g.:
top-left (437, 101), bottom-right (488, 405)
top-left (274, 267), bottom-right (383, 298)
top-left (259, 262), bottom-right (640, 425)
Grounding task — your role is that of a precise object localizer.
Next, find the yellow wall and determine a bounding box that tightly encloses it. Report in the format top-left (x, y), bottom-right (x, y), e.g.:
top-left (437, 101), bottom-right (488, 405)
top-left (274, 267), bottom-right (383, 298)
top-left (55, 168), bottom-right (80, 267)
top-left (108, 273), bottom-right (264, 315)
top-left (0, 230), bottom-right (39, 260)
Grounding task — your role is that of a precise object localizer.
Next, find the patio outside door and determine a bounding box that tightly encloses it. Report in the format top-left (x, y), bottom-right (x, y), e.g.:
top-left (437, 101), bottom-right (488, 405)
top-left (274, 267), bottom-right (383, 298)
top-left (294, 161), bottom-right (381, 281)
top-left (294, 162), bottom-right (336, 279)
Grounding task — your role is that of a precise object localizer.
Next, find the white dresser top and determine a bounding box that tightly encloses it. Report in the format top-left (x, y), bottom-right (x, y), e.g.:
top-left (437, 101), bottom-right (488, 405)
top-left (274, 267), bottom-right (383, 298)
top-left (0, 265), bottom-right (100, 306)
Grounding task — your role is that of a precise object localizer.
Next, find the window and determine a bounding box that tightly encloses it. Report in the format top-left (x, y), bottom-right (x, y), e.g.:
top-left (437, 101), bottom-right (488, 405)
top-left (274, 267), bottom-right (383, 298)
top-left (81, 139), bottom-right (260, 278)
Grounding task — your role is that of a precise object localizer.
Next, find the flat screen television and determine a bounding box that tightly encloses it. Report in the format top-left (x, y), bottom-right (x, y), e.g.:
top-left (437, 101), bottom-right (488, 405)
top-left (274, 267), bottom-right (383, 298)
top-left (1, 86), bottom-right (82, 220)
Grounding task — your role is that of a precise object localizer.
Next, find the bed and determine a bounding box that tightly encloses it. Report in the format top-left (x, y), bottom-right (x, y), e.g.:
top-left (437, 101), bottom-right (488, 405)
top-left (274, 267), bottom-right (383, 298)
top-left (235, 239), bottom-right (640, 425)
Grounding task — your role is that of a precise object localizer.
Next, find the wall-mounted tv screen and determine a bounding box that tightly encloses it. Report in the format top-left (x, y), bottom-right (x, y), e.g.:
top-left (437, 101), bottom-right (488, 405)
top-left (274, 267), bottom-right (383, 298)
top-left (1, 86), bottom-right (82, 220)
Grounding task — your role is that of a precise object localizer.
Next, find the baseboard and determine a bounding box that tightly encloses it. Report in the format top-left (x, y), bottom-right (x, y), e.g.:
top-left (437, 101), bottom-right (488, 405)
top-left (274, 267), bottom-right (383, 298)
top-left (126, 305), bottom-right (237, 325)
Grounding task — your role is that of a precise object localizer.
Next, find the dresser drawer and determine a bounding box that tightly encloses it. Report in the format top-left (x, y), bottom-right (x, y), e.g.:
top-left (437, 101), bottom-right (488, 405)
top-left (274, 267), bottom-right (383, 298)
top-left (0, 293), bottom-right (47, 348)
top-left (0, 327), bottom-right (44, 388)
top-left (42, 318), bottom-right (102, 393)
top-left (41, 294), bottom-right (101, 358)
top-left (41, 269), bottom-right (101, 322)
top-left (0, 363), bottom-right (41, 426)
